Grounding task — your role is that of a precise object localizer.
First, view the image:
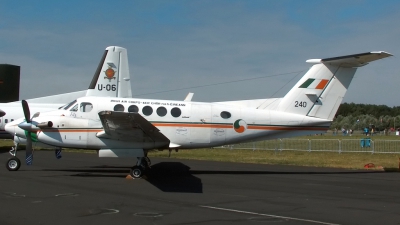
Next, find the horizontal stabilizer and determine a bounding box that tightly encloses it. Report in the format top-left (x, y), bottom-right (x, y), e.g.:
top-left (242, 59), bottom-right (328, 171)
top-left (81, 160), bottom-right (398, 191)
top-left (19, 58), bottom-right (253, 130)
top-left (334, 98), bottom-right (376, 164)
top-left (306, 51), bottom-right (392, 68)
top-left (22, 90), bottom-right (86, 104)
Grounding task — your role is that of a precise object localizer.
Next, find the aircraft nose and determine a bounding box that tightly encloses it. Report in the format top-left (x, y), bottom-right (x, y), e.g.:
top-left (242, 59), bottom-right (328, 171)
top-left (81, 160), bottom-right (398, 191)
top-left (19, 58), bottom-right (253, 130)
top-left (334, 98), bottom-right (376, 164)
top-left (5, 119), bottom-right (27, 138)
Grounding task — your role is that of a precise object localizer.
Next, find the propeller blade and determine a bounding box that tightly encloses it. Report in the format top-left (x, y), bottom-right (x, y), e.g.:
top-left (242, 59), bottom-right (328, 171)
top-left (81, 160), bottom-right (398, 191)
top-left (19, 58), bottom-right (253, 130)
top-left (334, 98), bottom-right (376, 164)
top-left (55, 148), bottom-right (62, 159)
top-left (22, 100), bottom-right (31, 123)
top-left (25, 132), bottom-right (33, 165)
top-left (32, 112), bottom-right (40, 119)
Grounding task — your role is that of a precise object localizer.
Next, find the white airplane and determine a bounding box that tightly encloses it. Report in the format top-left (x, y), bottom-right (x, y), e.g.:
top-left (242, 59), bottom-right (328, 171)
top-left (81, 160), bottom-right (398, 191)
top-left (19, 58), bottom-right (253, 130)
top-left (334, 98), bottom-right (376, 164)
top-left (0, 46), bottom-right (132, 139)
top-left (4, 51), bottom-right (392, 178)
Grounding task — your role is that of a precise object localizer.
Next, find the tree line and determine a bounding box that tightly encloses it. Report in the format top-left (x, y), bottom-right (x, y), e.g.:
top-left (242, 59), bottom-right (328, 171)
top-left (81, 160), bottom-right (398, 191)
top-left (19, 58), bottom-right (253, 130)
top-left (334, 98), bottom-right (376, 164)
top-left (331, 103), bottom-right (400, 131)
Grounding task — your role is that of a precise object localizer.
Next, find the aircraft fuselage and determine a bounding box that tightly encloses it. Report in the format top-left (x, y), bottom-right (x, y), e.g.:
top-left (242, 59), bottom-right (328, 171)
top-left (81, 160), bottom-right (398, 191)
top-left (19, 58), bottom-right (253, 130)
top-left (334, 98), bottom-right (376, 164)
top-left (8, 96), bottom-right (331, 150)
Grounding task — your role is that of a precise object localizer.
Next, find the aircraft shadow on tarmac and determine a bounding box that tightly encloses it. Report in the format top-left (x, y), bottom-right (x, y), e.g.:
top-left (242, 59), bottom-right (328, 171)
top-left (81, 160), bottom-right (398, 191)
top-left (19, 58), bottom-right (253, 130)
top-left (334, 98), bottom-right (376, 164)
top-left (0, 146), bottom-right (11, 154)
top-left (42, 160), bottom-right (392, 193)
top-left (44, 162), bottom-right (204, 193)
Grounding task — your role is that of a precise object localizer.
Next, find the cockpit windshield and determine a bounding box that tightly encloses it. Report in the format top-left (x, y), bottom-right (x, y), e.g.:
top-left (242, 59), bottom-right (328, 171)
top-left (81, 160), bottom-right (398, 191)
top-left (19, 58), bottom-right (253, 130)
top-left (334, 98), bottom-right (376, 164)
top-left (63, 100), bottom-right (77, 110)
top-left (70, 104), bottom-right (78, 112)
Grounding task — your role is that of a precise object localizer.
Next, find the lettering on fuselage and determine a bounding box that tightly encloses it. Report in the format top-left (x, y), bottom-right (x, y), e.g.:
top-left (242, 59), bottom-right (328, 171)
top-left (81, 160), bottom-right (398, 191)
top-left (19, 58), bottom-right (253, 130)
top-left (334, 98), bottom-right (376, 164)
top-left (176, 128), bottom-right (188, 135)
top-left (213, 128), bottom-right (225, 136)
top-left (109, 100), bottom-right (186, 107)
top-left (97, 84), bottom-right (116, 91)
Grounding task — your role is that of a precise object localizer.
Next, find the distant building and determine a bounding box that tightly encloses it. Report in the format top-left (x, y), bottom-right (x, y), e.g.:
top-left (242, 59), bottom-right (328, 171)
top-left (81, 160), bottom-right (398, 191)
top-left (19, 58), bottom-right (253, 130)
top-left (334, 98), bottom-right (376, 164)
top-left (0, 64), bottom-right (20, 103)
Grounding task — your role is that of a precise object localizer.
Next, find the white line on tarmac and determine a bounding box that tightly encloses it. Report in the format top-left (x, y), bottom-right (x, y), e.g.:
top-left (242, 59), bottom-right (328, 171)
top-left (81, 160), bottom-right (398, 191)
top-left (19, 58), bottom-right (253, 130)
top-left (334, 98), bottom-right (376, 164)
top-left (199, 205), bottom-right (340, 225)
top-left (102, 209), bottom-right (119, 215)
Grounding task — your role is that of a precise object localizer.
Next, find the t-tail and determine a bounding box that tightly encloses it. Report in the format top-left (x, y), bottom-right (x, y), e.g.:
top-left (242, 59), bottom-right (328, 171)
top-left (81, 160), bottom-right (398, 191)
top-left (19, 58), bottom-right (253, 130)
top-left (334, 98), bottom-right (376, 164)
top-left (86, 46), bottom-right (132, 98)
top-left (276, 51), bottom-right (392, 120)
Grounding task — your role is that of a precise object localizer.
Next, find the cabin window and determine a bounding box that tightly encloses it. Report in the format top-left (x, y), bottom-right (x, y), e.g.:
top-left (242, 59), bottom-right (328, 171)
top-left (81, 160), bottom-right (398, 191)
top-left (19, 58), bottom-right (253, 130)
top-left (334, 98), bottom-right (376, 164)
top-left (128, 105), bottom-right (139, 113)
top-left (114, 104), bottom-right (125, 112)
top-left (80, 102), bottom-right (93, 112)
top-left (156, 107), bottom-right (167, 117)
top-left (64, 100), bottom-right (77, 110)
top-left (171, 107), bottom-right (181, 118)
top-left (70, 104), bottom-right (78, 112)
top-left (5, 119), bottom-right (8, 123)
top-left (220, 111), bottom-right (231, 119)
top-left (142, 106), bottom-right (153, 116)
top-left (10, 119), bottom-right (14, 122)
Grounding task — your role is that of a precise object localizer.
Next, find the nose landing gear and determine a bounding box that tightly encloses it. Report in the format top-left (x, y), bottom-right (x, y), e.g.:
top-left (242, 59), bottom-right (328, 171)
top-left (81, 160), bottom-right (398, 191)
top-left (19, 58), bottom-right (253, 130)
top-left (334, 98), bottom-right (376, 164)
top-left (6, 156), bottom-right (21, 171)
top-left (6, 142), bottom-right (22, 171)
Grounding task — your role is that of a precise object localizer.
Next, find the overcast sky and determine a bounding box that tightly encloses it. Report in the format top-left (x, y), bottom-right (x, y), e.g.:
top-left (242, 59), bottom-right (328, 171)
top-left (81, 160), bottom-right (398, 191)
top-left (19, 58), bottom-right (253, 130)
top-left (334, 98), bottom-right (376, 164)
top-left (0, 0), bottom-right (399, 106)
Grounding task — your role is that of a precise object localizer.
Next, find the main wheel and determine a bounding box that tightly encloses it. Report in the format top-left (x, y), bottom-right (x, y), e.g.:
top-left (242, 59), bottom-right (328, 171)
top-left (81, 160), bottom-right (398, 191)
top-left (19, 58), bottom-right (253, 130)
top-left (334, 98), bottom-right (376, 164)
top-left (130, 166), bottom-right (144, 178)
top-left (6, 157), bottom-right (21, 171)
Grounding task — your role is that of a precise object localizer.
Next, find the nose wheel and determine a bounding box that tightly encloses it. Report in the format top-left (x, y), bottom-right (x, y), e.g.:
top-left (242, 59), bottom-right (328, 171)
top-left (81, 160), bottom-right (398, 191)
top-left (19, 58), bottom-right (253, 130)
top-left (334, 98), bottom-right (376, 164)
top-left (6, 157), bottom-right (21, 171)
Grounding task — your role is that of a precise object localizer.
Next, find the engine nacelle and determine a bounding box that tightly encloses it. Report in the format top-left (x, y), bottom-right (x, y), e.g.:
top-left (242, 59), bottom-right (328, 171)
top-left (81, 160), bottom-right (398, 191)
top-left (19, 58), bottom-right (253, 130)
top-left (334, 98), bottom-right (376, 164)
top-left (36, 121), bottom-right (53, 128)
top-left (36, 131), bottom-right (64, 146)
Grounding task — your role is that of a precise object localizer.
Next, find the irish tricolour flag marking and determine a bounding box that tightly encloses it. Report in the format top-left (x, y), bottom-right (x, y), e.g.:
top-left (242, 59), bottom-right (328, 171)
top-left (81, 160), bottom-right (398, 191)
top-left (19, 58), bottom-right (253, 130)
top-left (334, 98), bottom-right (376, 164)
top-left (299, 78), bottom-right (329, 89)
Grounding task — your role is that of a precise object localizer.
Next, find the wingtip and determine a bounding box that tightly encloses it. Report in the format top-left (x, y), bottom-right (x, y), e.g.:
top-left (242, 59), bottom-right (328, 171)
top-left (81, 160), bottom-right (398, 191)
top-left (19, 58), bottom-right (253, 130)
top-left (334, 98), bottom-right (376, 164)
top-left (370, 51), bottom-right (393, 57)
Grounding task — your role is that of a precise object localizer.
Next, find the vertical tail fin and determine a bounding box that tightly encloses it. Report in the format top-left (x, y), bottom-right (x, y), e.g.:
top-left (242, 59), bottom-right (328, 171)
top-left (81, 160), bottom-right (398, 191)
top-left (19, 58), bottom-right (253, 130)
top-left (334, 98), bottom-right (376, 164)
top-left (86, 46), bottom-right (132, 98)
top-left (276, 51), bottom-right (392, 120)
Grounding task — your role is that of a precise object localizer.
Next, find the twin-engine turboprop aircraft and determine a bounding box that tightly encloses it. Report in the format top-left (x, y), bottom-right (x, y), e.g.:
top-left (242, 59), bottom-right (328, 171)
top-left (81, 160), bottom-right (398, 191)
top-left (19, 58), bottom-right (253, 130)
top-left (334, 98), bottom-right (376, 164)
top-left (0, 46), bottom-right (132, 139)
top-left (4, 51), bottom-right (392, 178)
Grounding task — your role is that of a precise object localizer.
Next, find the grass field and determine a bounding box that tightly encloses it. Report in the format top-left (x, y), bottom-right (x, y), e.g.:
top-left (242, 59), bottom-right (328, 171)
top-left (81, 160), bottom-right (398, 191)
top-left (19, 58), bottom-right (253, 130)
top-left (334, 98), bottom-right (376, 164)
top-left (1, 136), bottom-right (400, 171)
top-left (296, 131), bottom-right (400, 140)
top-left (149, 149), bottom-right (400, 171)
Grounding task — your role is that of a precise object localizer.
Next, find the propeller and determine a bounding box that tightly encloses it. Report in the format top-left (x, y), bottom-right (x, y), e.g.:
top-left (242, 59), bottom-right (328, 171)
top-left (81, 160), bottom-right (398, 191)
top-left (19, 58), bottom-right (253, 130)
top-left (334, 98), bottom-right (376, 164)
top-left (21, 100), bottom-right (33, 165)
top-left (19, 100), bottom-right (49, 165)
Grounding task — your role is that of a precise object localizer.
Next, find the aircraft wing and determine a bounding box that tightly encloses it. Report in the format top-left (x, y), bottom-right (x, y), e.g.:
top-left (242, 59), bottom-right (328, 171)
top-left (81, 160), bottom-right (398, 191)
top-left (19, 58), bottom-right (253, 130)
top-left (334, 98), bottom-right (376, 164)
top-left (97, 111), bottom-right (170, 144)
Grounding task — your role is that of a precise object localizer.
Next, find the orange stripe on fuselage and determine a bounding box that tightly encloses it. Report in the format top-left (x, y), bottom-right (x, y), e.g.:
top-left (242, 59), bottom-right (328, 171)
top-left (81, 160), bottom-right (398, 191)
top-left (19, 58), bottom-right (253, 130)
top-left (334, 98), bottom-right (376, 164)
top-left (247, 125), bottom-right (326, 131)
top-left (152, 123), bottom-right (232, 128)
top-left (40, 124), bottom-right (327, 133)
top-left (41, 129), bottom-right (103, 132)
top-left (155, 123), bottom-right (327, 131)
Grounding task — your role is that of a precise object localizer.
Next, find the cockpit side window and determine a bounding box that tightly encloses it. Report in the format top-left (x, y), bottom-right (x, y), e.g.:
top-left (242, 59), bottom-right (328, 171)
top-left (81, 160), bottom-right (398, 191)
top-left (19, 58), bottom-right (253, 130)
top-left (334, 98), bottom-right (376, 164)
top-left (70, 104), bottom-right (78, 112)
top-left (80, 102), bottom-right (93, 112)
top-left (64, 100), bottom-right (77, 110)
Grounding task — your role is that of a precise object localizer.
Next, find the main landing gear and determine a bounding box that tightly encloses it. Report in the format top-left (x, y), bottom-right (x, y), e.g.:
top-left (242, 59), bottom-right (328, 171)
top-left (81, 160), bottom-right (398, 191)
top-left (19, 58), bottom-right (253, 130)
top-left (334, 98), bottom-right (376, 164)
top-left (130, 156), bottom-right (151, 179)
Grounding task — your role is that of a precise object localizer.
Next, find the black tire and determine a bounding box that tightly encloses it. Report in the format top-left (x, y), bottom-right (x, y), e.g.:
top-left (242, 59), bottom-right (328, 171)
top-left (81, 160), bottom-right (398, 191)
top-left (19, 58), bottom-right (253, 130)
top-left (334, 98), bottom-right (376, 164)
top-left (6, 157), bottom-right (21, 171)
top-left (130, 166), bottom-right (143, 178)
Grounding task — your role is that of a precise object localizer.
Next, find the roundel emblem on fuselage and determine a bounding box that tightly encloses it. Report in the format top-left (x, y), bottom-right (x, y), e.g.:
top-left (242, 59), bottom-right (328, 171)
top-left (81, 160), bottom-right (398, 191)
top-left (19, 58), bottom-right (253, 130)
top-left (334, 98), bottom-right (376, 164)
top-left (104, 66), bottom-right (116, 81)
top-left (233, 119), bottom-right (247, 133)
